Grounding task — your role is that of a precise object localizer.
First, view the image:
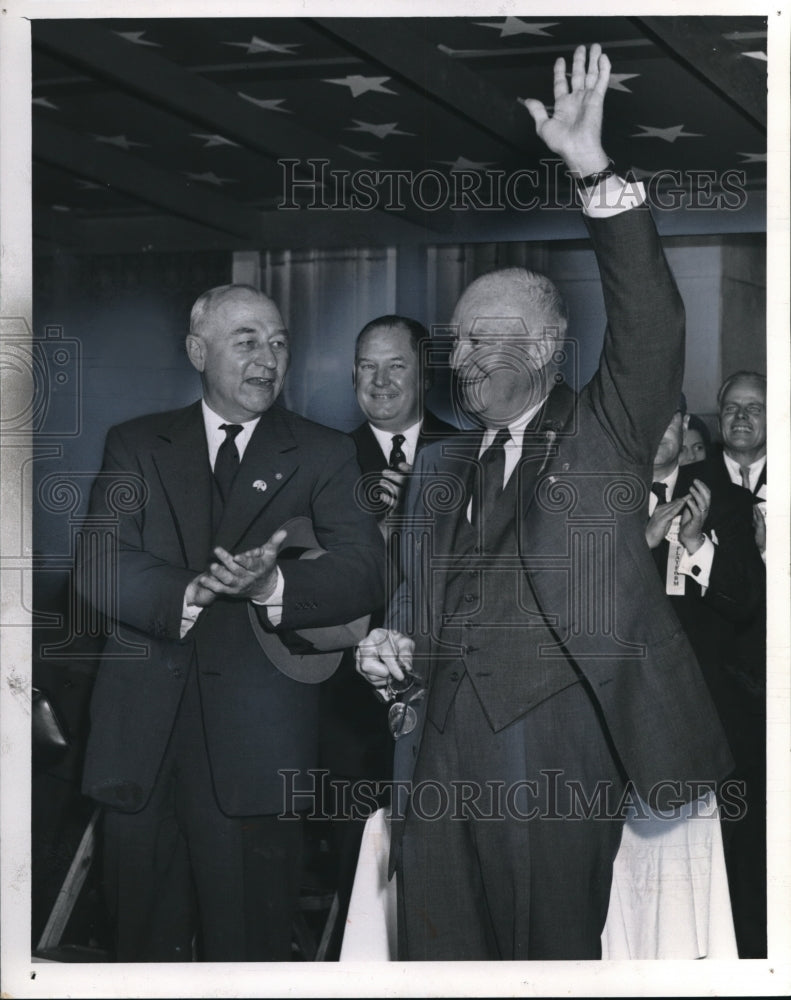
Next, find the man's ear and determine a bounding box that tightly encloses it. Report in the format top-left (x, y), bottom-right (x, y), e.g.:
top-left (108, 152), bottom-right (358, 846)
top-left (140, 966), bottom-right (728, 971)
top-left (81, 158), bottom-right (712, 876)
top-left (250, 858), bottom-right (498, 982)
top-left (186, 335), bottom-right (205, 373)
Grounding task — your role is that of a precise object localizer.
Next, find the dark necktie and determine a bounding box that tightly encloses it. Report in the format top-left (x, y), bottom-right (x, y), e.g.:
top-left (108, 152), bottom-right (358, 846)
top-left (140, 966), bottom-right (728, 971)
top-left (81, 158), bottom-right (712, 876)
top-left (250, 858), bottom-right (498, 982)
top-left (388, 433), bottom-right (407, 470)
top-left (473, 428), bottom-right (510, 526)
top-left (651, 481), bottom-right (667, 505)
top-left (214, 423), bottom-right (243, 501)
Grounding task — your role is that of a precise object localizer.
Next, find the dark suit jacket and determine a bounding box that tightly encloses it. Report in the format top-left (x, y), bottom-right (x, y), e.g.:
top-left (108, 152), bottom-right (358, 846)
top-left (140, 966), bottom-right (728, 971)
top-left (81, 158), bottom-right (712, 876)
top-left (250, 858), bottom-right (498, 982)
top-left (80, 402), bottom-right (385, 816)
top-left (351, 410), bottom-right (459, 479)
top-left (707, 444), bottom-right (767, 500)
top-left (704, 446), bottom-right (767, 700)
top-left (650, 458), bottom-right (765, 728)
top-left (318, 410), bottom-right (458, 781)
top-left (388, 207), bottom-right (734, 871)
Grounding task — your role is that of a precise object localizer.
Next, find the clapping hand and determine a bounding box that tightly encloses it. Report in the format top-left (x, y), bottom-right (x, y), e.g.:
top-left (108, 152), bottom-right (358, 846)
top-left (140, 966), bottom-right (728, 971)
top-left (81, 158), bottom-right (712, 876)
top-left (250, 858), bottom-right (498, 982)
top-left (645, 497), bottom-right (687, 550)
top-left (376, 460), bottom-right (412, 514)
top-left (645, 480), bottom-right (710, 554)
top-left (677, 479), bottom-right (710, 554)
top-left (195, 528), bottom-right (288, 603)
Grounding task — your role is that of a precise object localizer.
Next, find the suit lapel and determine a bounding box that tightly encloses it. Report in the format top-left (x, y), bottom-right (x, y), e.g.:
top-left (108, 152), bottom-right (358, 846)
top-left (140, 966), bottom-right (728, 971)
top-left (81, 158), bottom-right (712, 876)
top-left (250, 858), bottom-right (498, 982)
top-left (353, 422), bottom-right (388, 475)
top-left (214, 407), bottom-right (300, 552)
top-left (754, 460), bottom-right (767, 495)
top-left (425, 435), bottom-right (481, 655)
top-left (150, 402), bottom-right (213, 571)
top-left (518, 382), bottom-right (576, 519)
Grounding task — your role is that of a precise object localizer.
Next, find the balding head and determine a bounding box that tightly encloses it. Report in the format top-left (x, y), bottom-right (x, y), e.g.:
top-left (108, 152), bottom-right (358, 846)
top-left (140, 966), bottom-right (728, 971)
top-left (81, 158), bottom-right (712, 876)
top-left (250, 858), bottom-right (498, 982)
top-left (449, 267), bottom-right (567, 427)
top-left (186, 283), bottom-right (290, 422)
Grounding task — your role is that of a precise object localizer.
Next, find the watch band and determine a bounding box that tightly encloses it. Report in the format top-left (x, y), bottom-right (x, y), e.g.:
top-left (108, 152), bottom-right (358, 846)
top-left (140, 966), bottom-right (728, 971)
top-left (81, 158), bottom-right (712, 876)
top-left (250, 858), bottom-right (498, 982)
top-left (571, 158), bottom-right (617, 192)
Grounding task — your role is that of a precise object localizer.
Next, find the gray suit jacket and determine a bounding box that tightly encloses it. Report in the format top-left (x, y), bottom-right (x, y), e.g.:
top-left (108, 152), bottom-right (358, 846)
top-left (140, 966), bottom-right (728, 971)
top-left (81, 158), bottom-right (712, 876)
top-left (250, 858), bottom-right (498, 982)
top-left (387, 207), bottom-right (733, 870)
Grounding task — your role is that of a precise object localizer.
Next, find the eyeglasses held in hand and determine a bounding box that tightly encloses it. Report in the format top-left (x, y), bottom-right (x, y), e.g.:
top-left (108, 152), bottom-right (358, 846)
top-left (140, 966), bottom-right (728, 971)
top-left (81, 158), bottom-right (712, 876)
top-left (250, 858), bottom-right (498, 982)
top-left (386, 671), bottom-right (425, 740)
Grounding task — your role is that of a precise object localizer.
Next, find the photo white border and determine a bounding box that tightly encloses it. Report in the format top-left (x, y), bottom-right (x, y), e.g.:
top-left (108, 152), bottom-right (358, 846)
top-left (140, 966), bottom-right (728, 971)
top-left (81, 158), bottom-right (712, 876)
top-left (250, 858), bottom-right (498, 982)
top-left (1, 1), bottom-right (789, 996)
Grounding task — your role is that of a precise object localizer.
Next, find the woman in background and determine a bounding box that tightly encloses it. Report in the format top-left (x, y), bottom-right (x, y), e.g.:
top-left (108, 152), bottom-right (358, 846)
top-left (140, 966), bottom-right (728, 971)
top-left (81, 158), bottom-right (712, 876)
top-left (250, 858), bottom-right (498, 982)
top-left (680, 412), bottom-right (712, 465)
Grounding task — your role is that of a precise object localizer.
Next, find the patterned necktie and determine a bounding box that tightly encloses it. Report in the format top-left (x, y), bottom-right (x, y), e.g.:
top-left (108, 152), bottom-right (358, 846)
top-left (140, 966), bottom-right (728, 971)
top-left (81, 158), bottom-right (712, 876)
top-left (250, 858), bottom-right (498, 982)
top-left (214, 423), bottom-right (243, 501)
top-left (388, 433), bottom-right (407, 470)
top-left (651, 481), bottom-right (667, 505)
top-left (473, 428), bottom-right (510, 526)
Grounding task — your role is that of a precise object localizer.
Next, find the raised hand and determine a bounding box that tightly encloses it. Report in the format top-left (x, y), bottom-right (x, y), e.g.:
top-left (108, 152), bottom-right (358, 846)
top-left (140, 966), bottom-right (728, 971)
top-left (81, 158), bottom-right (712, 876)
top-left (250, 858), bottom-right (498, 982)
top-left (522, 43), bottom-right (611, 177)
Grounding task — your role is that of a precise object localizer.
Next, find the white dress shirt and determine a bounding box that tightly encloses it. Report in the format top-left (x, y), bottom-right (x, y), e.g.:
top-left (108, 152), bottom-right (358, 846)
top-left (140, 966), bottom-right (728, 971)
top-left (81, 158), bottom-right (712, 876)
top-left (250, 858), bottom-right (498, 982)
top-left (369, 419), bottom-right (422, 467)
top-left (650, 465), bottom-right (715, 590)
top-left (180, 402), bottom-right (283, 637)
top-left (722, 451), bottom-right (766, 561)
top-left (722, 451), bottom-right (766, 494)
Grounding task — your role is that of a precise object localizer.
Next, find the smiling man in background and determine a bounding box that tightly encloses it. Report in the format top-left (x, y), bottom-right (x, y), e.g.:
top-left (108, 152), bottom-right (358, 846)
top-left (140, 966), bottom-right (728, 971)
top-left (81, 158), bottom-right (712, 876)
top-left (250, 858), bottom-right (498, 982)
top-left (351, 315), bottom-right (457, 518)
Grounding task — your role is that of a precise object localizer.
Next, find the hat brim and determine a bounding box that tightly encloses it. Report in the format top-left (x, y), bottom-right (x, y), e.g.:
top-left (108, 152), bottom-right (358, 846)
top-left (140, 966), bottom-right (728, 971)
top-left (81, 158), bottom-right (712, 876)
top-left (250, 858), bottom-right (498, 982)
top-left (247, 517), bottom-right (371, 684)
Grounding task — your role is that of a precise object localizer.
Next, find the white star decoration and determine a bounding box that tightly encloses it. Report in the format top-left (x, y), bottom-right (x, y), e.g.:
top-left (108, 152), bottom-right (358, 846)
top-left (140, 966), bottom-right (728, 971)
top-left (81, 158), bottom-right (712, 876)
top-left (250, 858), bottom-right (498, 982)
top-left (632, 124), bottom-right (703, 143)
top-left (607, 73), bottom-right (640, 93)
top-left (225, 36), bottom-right (301, 56)
top-left (115, 31), bottom-right (161, 47)
top-left (93, 134), bottom-right (149, 151)
top-left (474, 18), bottom-right (557, 38)
top-left (32, 97), bottom-right (59, 110)
top-left (238, 93), bottom-right (291, 114)
top-left (436, 156), bottom-right (497, 172)
top-left (185, 171), bottom-right (236, 186)
top-left (742, 51), bottom-right (767, 61)
top-left (346, 120), bottom-right (415, 139)
top-left (338, 146), bottom-right (380, 161)
top-left (738, 152), bottom-right (767, 163)
top-left (191, 133), bottom-right (239, 148)
top-left (324, 76), bottom-right (397, 98)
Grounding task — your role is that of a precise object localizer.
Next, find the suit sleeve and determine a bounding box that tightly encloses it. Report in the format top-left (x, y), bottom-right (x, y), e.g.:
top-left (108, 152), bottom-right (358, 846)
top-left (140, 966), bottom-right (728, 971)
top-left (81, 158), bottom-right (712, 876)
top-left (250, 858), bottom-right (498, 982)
top-left (275, 435), bottom-right (386, 630)
top-left (584, 206), bottom-right (686, 465)
top-left (77, 424), bottom-right (196, 640)
top-left (701, 484), bottom-right (765, 623)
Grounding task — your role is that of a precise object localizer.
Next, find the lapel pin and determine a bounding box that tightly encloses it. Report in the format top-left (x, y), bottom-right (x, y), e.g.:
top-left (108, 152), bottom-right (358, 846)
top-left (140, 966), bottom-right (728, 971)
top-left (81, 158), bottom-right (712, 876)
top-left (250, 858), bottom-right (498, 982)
top-left (275, 472), bottom-right (283, 480)
top-left (253, 479), bottom-right (267, 493)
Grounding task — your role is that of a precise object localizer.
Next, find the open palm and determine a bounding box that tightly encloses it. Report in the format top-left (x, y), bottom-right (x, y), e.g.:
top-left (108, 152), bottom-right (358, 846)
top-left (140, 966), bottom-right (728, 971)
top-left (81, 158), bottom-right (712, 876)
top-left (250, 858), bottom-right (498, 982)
top-left (523, 44), bottom-right (611, 177)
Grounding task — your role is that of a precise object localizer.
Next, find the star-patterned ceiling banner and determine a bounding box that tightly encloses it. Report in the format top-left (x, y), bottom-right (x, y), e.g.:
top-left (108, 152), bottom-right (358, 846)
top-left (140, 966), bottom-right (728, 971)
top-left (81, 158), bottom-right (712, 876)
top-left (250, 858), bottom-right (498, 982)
top-left (29, 15), bottom-right (767, 236)
top-left (323, 76), bottom-right (398, 98)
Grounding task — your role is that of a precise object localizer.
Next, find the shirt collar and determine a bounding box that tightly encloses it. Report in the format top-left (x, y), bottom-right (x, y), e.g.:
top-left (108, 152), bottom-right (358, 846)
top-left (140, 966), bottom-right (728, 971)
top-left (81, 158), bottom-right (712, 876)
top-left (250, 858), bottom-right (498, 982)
top-left (369, 418), bottom-right (422, 465)
top-left (480, 396), bottom-right (548, 452)
top-left (723, 450), bottom-right (766, 487)
top-left (201, 399), bottom-right (261, 464)
top-left (658, 464), bottom-right (680, 497)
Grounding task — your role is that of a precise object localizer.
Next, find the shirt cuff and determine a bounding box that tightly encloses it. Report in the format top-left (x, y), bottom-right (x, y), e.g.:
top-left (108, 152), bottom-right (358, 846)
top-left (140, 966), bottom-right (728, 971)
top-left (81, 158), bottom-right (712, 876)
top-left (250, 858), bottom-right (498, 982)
top-left (580, 175), bottom-right (646, 217)
top-left (251, 565), bottom-right (285, 628)
top-left (180, 597), bottom-right (202, 639)
top-left (678, 535), bottom-right (715, 590)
